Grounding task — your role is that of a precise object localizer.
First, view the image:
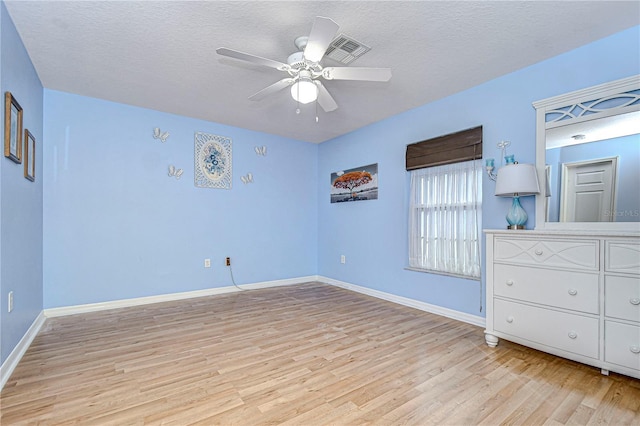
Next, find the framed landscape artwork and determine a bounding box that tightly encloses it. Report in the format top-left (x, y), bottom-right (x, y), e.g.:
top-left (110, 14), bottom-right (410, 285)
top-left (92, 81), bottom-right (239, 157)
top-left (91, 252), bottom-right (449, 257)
top-left (331, 163), bottom-right (378, 203)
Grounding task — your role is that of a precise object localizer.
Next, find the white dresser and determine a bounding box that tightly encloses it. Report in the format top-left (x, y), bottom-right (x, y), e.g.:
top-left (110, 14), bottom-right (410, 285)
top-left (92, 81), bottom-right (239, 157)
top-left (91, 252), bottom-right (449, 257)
top-left (485, 230), bottom-right (640, 379)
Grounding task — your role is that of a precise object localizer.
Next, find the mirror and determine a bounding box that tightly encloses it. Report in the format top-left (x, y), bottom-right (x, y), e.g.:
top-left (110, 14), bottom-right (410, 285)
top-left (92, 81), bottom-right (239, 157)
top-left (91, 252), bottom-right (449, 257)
top-left (545, 111), bottom-right (639, 223)
top-left (534, 75), bottom-right (640, 231)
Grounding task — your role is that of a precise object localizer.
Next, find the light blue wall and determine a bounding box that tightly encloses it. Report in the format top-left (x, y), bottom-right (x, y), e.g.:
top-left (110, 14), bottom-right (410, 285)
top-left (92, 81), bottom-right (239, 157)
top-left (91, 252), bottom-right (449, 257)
top-left (43, 91), bottom-right (318, 308)
top-left (317, 25), bottom-right (640, 317)
top-left (547, 134), bottom-right (640, 222)
top-left (0, 2), bottom-right (43, 364)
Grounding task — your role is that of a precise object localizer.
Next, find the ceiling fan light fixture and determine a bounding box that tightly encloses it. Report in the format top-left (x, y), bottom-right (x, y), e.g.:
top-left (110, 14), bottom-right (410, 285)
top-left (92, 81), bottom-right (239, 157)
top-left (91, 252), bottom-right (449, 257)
top-left (291, 76), bottom-right (318, 104)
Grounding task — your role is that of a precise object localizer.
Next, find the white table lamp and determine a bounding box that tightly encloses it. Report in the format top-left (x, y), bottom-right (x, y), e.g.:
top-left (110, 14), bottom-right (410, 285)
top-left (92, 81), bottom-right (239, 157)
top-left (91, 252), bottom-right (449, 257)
top-left (495, 163), bottom-right (540, 229)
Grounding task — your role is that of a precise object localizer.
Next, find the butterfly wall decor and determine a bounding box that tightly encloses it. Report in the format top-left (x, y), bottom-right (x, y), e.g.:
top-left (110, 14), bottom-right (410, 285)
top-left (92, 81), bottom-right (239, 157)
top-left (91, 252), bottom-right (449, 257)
top-left (240, 172), bottom-right (253, 184)
top-left (168, 165), bottom-right (184, 179)
top-left (153, 128), bottom-right (170, 143)
top-left (254, 146), bottom-right (267, 156)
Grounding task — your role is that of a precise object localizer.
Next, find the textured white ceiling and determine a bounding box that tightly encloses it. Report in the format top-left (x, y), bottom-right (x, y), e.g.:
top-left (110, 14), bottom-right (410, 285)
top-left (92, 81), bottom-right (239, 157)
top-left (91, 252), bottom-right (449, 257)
top-left (5, 1), bottom-right (639, 143)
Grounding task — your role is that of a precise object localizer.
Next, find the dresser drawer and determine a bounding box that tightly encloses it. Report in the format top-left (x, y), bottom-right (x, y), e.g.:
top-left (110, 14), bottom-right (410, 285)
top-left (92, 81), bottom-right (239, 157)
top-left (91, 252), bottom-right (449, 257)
top-left (604, 321), bottom-right (640, 371)
top-left (605, 275), bottom-right (640, 322)
top-left (494, 237), bottom-right (598, 270)
top-left (494, 299), bottom-right (599, 359)
top-left (606, 241), bottom-right (640, 275)
top-left (494, 264), bottom-right (599, 314)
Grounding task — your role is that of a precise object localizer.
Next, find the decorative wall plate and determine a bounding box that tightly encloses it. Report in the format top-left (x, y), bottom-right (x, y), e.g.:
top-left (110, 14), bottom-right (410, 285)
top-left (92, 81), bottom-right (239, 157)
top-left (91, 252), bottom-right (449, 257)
top-left (194, 132), bottom-right (232, 189)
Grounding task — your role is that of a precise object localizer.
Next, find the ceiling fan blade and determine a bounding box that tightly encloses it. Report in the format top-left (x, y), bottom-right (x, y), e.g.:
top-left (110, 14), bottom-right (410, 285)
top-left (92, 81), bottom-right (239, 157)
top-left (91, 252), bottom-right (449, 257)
top-left (316, 82), bottom-right (338, 112)
top-left (248, 78), bottom-right (295, 101)
top-left (303, 17), bottom-right (339, 63)
top-left (322, 67), bottom-right (392, 82)
top-left (217, 47), bottom-right (290, 71)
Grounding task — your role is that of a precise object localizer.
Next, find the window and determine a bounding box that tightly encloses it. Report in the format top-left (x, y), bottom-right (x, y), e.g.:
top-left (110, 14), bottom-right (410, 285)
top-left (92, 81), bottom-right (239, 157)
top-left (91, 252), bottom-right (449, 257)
top-left (408, 159), bottom-right (482, 279)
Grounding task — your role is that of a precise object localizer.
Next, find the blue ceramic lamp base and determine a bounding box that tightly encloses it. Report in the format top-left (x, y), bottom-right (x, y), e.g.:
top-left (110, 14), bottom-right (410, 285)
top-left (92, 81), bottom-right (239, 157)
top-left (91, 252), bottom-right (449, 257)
top-left (506, 195), bottom-right (528, 230)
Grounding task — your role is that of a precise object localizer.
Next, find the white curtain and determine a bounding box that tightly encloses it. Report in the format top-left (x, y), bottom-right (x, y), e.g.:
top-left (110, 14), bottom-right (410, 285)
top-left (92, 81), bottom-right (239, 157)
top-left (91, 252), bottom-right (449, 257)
top-left (409, 159), bottom-right (482, 278)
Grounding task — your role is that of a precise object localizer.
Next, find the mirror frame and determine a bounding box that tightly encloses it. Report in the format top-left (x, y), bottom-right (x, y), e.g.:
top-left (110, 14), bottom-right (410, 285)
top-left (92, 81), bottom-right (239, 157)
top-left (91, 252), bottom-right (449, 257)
top-left (533, 75), bottom-right (640, 232)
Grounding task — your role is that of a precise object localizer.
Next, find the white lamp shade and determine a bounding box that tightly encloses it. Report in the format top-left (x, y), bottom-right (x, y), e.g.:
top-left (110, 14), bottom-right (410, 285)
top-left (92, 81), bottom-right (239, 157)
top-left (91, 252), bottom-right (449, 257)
top-left (495, 163), bottom-right (540, 196)
top-left (290, 79), bottom-right (318, 104)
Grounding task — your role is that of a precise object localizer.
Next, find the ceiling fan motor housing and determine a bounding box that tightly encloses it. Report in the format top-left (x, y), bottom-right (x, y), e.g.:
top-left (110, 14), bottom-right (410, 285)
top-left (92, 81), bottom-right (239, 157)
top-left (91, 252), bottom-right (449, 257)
top-left (287, 51), bottom-right (306, 68)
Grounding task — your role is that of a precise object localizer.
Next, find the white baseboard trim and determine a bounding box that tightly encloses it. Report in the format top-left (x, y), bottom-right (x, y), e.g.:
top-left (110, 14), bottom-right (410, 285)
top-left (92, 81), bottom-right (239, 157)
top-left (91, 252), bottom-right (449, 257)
top-left (318, 276), bottom-right (486, 328)
top-left (44, 275), bottom-right (318, 318)
top-left (1, 311), bottom-right (46, 391)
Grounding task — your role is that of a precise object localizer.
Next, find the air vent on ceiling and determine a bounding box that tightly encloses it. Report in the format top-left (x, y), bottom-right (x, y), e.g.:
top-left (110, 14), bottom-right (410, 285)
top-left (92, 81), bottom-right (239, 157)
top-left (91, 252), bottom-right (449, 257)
top-left (324, 34), bottom-right (371, 65)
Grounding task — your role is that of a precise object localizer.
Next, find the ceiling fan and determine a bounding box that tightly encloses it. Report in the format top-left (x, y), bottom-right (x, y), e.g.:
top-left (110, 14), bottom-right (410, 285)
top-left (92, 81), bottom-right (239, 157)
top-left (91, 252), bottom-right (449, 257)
top-left (216, 16), bottom-right (392, 112)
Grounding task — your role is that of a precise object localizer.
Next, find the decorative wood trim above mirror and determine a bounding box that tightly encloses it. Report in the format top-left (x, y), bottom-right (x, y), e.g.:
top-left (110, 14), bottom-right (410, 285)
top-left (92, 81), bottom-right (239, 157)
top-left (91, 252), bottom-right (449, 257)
top-left (533, 75), bottom-right (640, 233)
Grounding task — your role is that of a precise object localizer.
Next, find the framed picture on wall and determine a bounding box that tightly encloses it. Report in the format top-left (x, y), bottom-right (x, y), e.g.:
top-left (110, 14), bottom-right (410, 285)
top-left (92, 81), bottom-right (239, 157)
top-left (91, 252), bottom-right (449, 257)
top-left (330, 163), bottom-right (379, 203)
top-left (194, 132), bottom-right (232, 189)
top-left (24, 129), bottom-right (35, 181)
top-left (4, 92), bottom-right (23, 163)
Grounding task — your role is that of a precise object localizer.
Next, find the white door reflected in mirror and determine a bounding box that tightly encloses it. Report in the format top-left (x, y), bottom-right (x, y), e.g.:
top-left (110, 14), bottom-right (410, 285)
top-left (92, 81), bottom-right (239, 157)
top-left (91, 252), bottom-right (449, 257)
top-left (560, 157), bottom-right (617, 222)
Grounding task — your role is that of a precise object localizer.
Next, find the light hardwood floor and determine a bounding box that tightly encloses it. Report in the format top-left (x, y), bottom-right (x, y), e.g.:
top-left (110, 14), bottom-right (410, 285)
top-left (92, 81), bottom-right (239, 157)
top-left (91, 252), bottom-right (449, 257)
top-left (1, 282), bottom-right (639, 425)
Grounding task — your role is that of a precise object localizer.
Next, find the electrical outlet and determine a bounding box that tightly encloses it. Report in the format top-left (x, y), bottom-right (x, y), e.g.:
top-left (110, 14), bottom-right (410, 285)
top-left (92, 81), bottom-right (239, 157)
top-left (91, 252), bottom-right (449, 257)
top-left (225, 257), bottom-right (231, 266)
top-left (204, 258), bottom-right (211, 268)
top-left (8, 291), bottom-right (13, 313)
top-left (340, 255), bottom-right (346, 264)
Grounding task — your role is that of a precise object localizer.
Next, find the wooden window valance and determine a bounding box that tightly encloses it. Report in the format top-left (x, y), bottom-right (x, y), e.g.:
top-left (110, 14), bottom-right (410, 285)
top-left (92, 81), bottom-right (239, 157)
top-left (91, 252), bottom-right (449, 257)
top-left (405, 126), bottom-right (483, 171)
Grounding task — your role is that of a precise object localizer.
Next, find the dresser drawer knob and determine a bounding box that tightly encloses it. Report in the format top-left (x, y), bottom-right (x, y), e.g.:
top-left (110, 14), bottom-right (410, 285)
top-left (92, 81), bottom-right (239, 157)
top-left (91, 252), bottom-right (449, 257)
top-left (630, 346), bottom-right (640, 354)
top-left (568, 331), bottom-right (578, 339)
top-left (568, 289), bottom-right (578, 296)
top-left (506, 316), bottom-right (514, 323)
top-left (534, 249), bottom-right (543, 256)
top-left (630, 298), bottom-right (640, 306)
top-left (506, 280), bottom-right (514, 286)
